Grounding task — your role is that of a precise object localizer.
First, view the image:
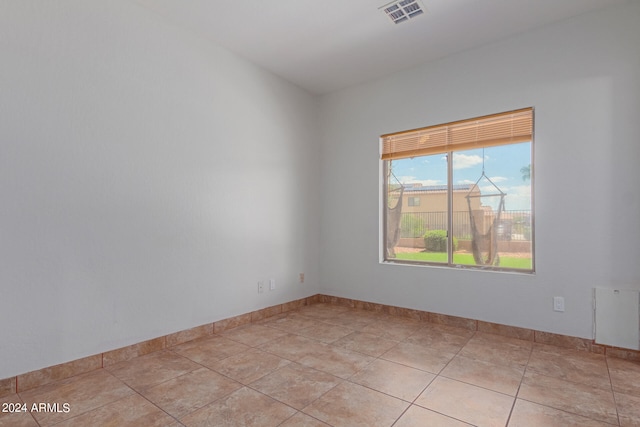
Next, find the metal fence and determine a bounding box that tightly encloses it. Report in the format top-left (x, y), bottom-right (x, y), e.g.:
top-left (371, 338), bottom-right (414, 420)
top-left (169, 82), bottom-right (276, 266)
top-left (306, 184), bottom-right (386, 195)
top-left (400, 210), bottom-right (532, 241)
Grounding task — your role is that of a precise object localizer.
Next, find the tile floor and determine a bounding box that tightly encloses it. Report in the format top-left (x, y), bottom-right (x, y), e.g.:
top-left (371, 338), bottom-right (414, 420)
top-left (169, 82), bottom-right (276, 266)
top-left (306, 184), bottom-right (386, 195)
top-left (2, 303), bottom-right (640, 426)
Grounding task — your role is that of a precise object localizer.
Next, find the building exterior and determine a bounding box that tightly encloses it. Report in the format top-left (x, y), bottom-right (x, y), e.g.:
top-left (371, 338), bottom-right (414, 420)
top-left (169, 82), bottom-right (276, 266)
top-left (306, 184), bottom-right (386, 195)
top-left (403, 183), bottom-right (480, 209)
top-left (399, 183), bottom-right (484, 239)
top-left (397, 183), bottom-right (532, 252)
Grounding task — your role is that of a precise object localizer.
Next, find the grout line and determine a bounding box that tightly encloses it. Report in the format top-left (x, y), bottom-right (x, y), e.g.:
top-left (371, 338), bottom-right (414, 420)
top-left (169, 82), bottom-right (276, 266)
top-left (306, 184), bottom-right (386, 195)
top-left (604, 356), bottom-right (622, 427)
top-left (504, 343), bottom-right (535, 426)
top-left (10, 304), bottom-right (629, 426)
top-left (134, 388), bottom-right (186, 426)
top-left (5, 294), bottom-right (639, 400)
top-left (514, 396), bottom-right (621, 427)
top-left (513, 343), bottom-right (622, 426)
top-left (386, 320), bottom-right (474, 426)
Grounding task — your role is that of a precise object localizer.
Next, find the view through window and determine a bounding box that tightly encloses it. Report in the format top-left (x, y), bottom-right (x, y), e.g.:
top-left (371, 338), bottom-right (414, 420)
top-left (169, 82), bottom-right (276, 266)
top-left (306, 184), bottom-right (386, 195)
top-left (382, 108), bottom-right (534, 272)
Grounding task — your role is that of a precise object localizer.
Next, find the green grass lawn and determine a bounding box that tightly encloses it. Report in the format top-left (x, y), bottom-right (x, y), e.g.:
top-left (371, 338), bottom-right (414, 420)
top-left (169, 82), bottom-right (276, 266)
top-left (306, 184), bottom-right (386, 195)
top-left (395, 251), bottom-right (532, 270)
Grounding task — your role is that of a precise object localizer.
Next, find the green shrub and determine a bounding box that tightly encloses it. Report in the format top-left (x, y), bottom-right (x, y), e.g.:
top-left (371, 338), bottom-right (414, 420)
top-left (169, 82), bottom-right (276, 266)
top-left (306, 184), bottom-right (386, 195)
top-left (423, 230), bottom-right (458, 252)
top-left (400, 214), bottom-right (426, 238)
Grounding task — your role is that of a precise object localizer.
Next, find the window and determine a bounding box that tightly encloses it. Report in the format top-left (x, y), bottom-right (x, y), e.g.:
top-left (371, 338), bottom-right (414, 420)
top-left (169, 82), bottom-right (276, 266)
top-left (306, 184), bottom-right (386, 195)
top-left (381, 108), bottom-right (534, 272)
top-left (408, 197), bottom-right (420, 207)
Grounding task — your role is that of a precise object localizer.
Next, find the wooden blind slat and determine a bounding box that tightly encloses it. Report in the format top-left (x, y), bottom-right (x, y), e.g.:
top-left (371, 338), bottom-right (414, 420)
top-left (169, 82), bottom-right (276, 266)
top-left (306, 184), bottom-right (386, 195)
top-left (381, 108), bottom-right (533, 160)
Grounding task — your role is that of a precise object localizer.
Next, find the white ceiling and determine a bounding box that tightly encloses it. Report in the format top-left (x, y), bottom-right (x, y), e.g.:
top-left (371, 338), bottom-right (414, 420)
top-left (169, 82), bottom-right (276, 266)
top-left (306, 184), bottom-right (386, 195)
top-left (134, 0), bottom-right (627, 94)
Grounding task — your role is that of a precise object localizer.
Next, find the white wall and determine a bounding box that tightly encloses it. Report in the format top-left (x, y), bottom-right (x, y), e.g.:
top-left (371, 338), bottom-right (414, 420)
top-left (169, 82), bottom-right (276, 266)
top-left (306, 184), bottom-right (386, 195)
top-left (2, 0), bottom-right (638, 381)
top-left (318, 2), bottom-right (640, 340)
top-left (0, 1), bottom-right (320, 379)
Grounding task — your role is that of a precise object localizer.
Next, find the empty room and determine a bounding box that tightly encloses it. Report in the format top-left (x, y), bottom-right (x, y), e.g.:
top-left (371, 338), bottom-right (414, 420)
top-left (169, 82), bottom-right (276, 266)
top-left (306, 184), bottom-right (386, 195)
top-left (1, 0), bottom-right (639, 426)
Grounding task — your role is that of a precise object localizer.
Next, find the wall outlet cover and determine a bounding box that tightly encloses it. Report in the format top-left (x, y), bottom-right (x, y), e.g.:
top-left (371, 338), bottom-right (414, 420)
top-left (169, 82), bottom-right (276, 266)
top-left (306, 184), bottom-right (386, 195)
top-left (553, 296), bottom-right (565, 312)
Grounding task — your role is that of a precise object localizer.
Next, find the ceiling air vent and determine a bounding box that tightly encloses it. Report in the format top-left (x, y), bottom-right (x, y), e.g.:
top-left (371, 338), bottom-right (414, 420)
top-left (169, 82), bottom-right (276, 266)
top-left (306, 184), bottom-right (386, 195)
top-left (380, 0), bottom-right (425, 24)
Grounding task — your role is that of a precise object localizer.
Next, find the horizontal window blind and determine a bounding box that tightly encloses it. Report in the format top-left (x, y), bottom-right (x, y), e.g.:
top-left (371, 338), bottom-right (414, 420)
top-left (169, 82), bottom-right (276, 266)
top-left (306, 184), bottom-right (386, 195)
top-left (381, 108), bottom-right (533, 160)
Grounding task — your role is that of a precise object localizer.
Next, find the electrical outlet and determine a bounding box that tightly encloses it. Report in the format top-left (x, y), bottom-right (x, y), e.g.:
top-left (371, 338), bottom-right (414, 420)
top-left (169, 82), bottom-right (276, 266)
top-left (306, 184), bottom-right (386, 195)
top-left (299, 273), bottom-right (304, 283)
top-left (258, 281), bottom-right (264, 293)
top-left (269, 278), bottom-right (275, 290)
top-left (553, 296), bottom-right (565, 312)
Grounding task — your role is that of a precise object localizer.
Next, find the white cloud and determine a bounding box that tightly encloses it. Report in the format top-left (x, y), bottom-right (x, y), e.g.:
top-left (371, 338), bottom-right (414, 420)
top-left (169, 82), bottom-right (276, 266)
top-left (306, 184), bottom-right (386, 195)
top-left (453, 153), bottom-right (483, 170)
top-left (478, 184), bottom-right (531, 211)
top-left (396, 175), bottom-right (417, 183)
top-left (499, 185), bottom-right (531, 197)
top-left (479, 185), bottom-right (505, 195)
top-left (488, 176), bottom-right (507, 183)
top-left (397, 176), bottom-right (441, 186)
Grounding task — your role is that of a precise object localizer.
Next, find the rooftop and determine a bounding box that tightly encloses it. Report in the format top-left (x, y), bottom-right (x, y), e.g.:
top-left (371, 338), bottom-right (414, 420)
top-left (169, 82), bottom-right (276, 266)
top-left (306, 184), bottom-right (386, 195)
top-left (403, 184), bottom-right (474, 192)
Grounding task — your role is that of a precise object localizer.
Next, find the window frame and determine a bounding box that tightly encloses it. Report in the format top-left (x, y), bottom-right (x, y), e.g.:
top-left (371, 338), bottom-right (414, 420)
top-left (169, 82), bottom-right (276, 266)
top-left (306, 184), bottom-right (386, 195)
top-left (380, 108), bottom-right (535, 273)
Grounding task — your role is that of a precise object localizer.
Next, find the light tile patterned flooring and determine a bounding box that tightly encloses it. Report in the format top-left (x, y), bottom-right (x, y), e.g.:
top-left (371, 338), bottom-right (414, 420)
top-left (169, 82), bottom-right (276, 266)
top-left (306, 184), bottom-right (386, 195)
top-left (2, 303), bottom-right (640, 426)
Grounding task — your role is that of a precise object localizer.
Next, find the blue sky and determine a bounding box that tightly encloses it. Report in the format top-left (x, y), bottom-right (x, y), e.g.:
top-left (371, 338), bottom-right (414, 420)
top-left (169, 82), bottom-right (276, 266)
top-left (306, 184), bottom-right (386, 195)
top-left (391, 142), bottom-right (532, 211)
